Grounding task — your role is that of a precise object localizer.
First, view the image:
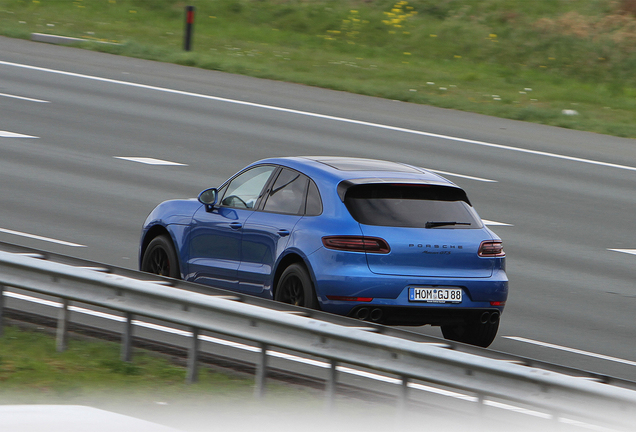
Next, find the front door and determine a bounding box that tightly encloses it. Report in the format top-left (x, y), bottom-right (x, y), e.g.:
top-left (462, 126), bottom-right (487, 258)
top-left (187, 165), bottom-right (277, 290)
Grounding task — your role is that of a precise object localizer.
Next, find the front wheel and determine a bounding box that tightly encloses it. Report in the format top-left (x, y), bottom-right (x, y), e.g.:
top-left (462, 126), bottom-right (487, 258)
top-left (275, 263), bottom-right (318, 309)
top-left (141, 235), bottom-right (180, 279)
top-left (441, 312), bottom-right (500, 348)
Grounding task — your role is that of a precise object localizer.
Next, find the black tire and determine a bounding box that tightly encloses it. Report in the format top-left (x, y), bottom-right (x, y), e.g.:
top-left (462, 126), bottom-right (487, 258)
top-left (275, 263), bottom-right (318, 309)
top-left (441, 313), bottom-right (499, 348)
top-left (141, 235), bottom-right (180, 279)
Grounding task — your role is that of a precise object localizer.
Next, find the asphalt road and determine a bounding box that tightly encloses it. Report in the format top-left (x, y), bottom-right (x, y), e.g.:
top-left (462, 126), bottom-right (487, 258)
top-left (1, 36), bottom-right (635, 381)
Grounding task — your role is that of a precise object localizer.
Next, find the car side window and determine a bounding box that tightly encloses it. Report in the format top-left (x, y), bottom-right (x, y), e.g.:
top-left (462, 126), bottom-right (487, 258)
top-left (305, 179), bottom-right (323, 216)
top-left (263, 168), bottom-right (309, 215)
top-left (220, 165), bottom-right (276, 209)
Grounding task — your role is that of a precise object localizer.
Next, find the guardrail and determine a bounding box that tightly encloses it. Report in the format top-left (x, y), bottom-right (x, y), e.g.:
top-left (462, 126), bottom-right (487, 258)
top-left (0, 247), bottom-right (635, 430)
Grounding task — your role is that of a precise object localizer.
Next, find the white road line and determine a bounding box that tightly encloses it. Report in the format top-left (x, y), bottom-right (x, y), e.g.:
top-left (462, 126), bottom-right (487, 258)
top-left (114, 156), bottom-right (187, 166)
top-left (504, 336), bottom-right (636, 367)
top-left (608, 249), bottom-right (636, 256)
top-left (2, 59), bottom-right (636, 173)
top-left (482, 219), bottom-right (513, 226)
top-left (0, 130), bottom-right (38, 138)
top-left (0, 228), bottom-right (86, 248)
top-left (0, 92), bottom-right (50, 103)
top-left (427, 168), bottom-right (496, 183)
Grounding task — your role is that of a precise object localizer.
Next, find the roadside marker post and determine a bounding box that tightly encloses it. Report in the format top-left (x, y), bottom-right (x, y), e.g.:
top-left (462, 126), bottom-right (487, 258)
top-left (184, 6), bottom-right (195, 51)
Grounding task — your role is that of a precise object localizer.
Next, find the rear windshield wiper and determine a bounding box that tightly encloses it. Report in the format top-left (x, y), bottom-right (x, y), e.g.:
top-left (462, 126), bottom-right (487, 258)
top-left (425, 221), bottom-right (471, 228)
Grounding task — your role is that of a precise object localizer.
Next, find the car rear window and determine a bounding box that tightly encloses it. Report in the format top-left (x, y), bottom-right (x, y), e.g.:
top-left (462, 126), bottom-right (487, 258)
top-left (344, 184), bottom-right (482, 228)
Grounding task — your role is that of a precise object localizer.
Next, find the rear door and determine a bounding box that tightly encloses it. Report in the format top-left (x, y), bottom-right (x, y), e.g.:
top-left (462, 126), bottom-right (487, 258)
top-left (238, 168), bottom-right (309, 293)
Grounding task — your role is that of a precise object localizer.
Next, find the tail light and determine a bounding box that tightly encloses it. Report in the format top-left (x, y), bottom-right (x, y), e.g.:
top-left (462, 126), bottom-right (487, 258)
top-left (479, 240), bottom-right (505, 257)
top-left (322, 236), bottom-right (390, 254)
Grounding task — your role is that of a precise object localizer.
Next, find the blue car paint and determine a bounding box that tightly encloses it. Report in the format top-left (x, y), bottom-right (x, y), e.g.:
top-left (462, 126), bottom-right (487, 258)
top-left (140, 156), bottom-right (508, 325)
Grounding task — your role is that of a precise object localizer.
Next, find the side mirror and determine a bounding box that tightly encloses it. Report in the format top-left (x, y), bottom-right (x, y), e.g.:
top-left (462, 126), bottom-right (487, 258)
top-left (198, 188), bottom-right (218, 211)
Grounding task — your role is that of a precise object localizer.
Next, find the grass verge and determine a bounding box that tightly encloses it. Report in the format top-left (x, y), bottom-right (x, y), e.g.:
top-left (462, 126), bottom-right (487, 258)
top-left (0, 324), bottom-right (303, 405)
top-left (2, 1), bottom-right (636, 138)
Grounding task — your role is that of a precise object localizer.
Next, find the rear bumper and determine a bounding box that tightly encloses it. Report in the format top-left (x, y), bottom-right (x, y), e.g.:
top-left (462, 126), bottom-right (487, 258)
top-left (346, 306), bottom-right (502, 326)
top-left (312, 264), bottom-right (508, 325)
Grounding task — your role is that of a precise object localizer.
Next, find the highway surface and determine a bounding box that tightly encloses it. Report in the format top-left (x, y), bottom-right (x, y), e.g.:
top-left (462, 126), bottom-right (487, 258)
top-left (1, 36), bottom-right (635, 381)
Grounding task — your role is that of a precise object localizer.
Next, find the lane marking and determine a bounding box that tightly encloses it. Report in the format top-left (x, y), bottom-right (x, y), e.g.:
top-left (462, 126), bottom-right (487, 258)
top-left (482, 219), bottom-right (513, 226)
top-left (114, 156), bottom-right (187, 166)
top-left (0, 227), bottom-right (86, 248)
top-left (426, 168), bottom-right (496, 183)
top-left (504, 336), bottom-right (636, 367)
top-left (2, 60), bottom-right (636, 173)
top-left (2, 290), bottom-right (620, 428)
top-left (0, 92), bottom-right (50, 103)
top-left (0, 130), bottom-right (38, 138)
top-left (608, 249), bottom-right (636, 256)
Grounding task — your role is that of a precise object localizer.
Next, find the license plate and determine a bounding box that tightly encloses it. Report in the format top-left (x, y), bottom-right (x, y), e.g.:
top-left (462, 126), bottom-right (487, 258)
top-left (409, 287), bottom-right (462, 303)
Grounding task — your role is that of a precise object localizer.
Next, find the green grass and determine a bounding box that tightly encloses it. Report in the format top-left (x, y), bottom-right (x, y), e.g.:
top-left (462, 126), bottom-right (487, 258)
top-left (0, 325), bottom-right (295, 405)
top-left (2, 0), bottom-right (636, 137)
top-left (0, 324), bottom-right (341, 429)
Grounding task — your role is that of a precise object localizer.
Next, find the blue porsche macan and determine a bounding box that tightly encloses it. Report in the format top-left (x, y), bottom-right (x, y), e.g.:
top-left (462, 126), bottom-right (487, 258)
top-left (140, 157), bottom-right (508, 347)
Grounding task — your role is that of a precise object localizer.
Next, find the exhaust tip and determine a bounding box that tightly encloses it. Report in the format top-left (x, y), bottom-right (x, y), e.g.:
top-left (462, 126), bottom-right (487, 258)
top-left (490, 312), bottom-right (500, 325)
top-left (480, 311), bottom-right (490, 324)
top-left (370, 308), bottom-right (383, 322)
top-left (356, 307), bottom-right (370, 320)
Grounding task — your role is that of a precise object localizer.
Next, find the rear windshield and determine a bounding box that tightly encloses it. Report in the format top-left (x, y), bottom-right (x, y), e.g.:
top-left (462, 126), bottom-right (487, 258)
top-left (344, 184), bottom-right (482, 228)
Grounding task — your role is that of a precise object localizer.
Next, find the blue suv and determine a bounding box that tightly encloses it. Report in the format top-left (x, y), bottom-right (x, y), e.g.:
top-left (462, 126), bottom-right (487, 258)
top-left (140, 157), bottom-right (508, 347)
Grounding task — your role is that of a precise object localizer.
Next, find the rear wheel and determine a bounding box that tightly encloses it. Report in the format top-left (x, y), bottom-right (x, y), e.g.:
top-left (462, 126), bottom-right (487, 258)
top-left (141, 235), bottom-right (180, 279)
top-left (275, 263), bottom-right (318, 309)
top-left (441, 312), bottom-right (499, 348)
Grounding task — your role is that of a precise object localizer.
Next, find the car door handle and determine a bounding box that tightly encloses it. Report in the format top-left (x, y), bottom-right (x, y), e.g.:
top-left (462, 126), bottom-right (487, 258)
top-left (277, 229), bottom-right (290, 237)
top-left (229, 222), bottom-right (243, 230)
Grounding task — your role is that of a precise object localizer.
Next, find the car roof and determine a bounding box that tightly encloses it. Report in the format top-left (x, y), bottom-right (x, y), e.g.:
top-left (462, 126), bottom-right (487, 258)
top-left (249, 156), bottom-right (455, 186)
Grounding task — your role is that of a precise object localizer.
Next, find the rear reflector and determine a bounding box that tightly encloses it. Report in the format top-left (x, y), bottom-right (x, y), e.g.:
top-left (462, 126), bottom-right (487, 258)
top-left (327, 296), bottom-right (373, 302)
top-left (490, 301), bottom-right (506, 307)
top-left (322, 236), bottom-right (390, 254)
top-left (478, 240), bottom-right (505, 257)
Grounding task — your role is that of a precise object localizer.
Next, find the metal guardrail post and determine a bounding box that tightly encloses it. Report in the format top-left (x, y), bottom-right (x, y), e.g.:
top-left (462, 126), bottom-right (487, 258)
top-left (186, 327), bottom-right (200, 383)
top-left (56, 298), bottom-right (70, 352)
top-left (0, 285), bottom-right (4, 337)
top-left (477, 393), bottom-right (485, 432)
top-left (254, 343), bottom-right (268, 398)
top-left (325, 359), bottom-right (338, 411)
top-left (398, 376), bottom-right (409, 413)
top-left (121, 312), bottom-right (133, 362)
